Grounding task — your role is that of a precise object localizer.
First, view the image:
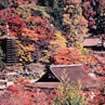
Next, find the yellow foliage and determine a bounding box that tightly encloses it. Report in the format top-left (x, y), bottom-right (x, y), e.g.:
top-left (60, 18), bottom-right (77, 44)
top-left (54, 82), bottom-right (87, 105)
top-left (50, 31), bottom-right (67, 49)
top-left (39, 56), bottom-right (50, 63)
top-left (75, 41), bottom-right (88, 54)
top-left (16, 41), bottom-right (34, 63)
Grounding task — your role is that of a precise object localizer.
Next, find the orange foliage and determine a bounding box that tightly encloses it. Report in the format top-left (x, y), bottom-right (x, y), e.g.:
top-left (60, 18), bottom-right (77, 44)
top-left (9, 31), bottom-right (17, 36)
top-left (16, 41), bottom-right (35, 63)
top-left (84, 55), bottom-right (98, 65)
top-left (25, 44), bottom-right (36, 52)
top-left (19, 43), bottom-right (35, 52)
top-left (54, 48), bottom-right (98, 65)
top-left (21, 28), bottom-right (39, 41)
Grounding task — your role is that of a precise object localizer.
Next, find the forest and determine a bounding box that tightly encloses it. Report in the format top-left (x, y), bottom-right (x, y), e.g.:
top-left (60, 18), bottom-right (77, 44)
top-left (0, 0), bottom-right (105, 105)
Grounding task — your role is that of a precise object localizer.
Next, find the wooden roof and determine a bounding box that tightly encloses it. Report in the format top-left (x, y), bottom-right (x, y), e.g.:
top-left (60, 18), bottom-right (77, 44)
top-left (30, 82), bottom-right (60, 88)
top-left (83, 38), bottom-right (102, 47)
top-left (30, 64), bottom-right (104, 89)
top-left (50, 64), bottom-right (101, 88)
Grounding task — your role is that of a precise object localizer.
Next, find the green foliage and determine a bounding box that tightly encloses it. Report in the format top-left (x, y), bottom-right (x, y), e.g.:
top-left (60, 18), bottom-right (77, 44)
top-left (43, 0), bottom-right (88, 46)
top-left (0, 0), bottom-right (8, 8)
top-left (16, 3), bottom-right (50, 22)
top-left (53, 69), bottom-right (87, 105)
top-left (63, 2), bottom-right (88, 46)
top-left (54, 83), bottom-right (87, 105)
top-left (46, 0), bottom-right (64, 30)
top-left (75, 41), bottom-right (88, 54)
top-left (0, 47), bottom-right (5, 67)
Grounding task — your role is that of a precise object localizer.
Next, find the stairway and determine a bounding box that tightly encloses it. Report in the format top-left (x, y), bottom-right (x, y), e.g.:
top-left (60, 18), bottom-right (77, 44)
top-left (6, 39), bottom-right (19, 65)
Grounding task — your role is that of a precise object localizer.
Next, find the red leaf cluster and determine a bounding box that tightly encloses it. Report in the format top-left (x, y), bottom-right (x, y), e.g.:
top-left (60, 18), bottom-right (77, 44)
top-left (29, 16), bottom-right (54, 40)
top-left (0, 78), bottom-right (58, 105)
top-left (82, 0), bottom-right (96, 30)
